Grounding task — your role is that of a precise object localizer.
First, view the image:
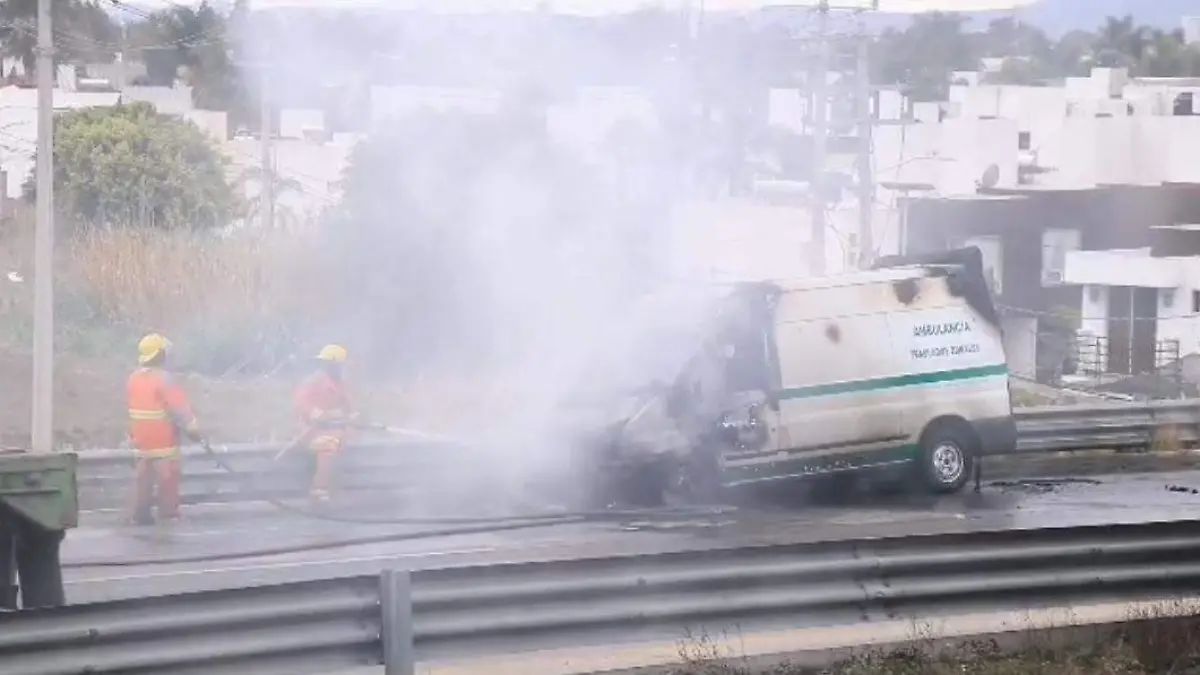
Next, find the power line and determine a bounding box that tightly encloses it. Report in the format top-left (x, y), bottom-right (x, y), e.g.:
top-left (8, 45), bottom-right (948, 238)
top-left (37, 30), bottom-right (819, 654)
top-left (5, 19), bottom-right (227, 57)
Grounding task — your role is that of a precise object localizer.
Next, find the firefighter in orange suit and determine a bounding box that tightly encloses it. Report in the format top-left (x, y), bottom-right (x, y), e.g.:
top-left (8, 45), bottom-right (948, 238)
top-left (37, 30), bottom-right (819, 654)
top-left (127, 333), bottom-right (205, 524)
top-left (294, 345), bottom-right (357, 501)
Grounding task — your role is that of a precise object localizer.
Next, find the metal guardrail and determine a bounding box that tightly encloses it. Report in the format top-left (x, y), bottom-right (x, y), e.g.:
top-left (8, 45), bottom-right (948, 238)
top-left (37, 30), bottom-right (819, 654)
top-left (1014, 399), bottom-right (1200, 453)
top-left (4, 519), bottom-right (1200, 675)
top-left (71, 400), bottom-right (1200, 511)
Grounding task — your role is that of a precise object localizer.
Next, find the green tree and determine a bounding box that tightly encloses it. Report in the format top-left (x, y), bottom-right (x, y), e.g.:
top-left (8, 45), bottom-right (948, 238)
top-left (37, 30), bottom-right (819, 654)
top-left (234, 164), bottom-right (305, 229)
top-left (874, 13), bottom-right (980, 101)
top-left (0, 0), bottom-right (119, 76)
top-left (1137, 28), bottom-right (1200, 77)
top-left (1090, 15), bottom-right (1149, 69)
top-left (125, 1), bottom-right (246, 118)
top-left (980, 17), bottom-right (1053, 61)
top-left (982, 56), bottom-right (1054, 86)
top-left (25, 102), bottom-right (238, 230)
top-left (977, 18), bottom-right (1059, 84)
top-left (871, 13), bottom-right (1200, 97)
top-left (1049, 29), bottom-right (1095, 76)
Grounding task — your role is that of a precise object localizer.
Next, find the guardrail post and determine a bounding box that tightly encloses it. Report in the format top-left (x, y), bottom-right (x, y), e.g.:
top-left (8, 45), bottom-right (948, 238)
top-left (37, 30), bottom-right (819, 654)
top-left (379, 568), bottom-right (415, 675)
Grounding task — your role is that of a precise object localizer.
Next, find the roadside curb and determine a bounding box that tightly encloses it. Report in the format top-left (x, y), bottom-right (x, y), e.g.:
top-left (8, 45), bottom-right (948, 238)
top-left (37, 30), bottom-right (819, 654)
top-left (419, 597), bottom-right (1200, 675)
top-left (985, 449), bottom-right (1200, 480)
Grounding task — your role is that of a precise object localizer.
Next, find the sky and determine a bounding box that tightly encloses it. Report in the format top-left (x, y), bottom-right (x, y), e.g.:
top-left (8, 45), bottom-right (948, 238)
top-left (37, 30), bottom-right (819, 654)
top-left (128, 0), bottom-right (1040, 13)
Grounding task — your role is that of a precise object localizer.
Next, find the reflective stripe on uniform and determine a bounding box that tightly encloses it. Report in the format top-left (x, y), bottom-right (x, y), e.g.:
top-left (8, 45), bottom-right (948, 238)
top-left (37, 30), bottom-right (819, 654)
top-left (129, 408), bottom-right (169, 421)
top-left (310, 435), bottom-right (342, 452)
top-left (137, 446), bottom-right (180, 459)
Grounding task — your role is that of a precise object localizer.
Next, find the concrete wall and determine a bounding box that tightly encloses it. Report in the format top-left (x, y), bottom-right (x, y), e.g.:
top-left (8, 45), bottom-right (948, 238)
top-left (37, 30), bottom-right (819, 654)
top-left (1001, 315), bottom-right (1038, 379)
top-left (925, 68), bottom-right (1200, 189)
top-left (1156, 286), bottom-right (1200, 356)
top-left (1080, 283), bottom-right (1109, 345)
top-left (280, 109), bottom-right (326, 140)
top-left (667, 196), bottom-right (900, 283)
top-left (225, 137), bottom-right (353, 226)
top-left (1064, 249), bottom-right (1177, 288)
top-left (873, 118), bottom-right (1019, 195)
top-left (1066, 251), bottom-right (1200, 359)
top-left (0, 86), bottom-right (122, 199)
top-left (184, 110), bottom-right (228, 143)
top-left (121, 86), bottom-right (194, 116)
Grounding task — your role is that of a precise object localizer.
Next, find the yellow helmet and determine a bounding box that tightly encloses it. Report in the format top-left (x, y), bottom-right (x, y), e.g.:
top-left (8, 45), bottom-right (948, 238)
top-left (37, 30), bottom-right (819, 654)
top-left (137, 333), bottom-right (172, 365)
top-left (316, 344), bottom-right (348, 364)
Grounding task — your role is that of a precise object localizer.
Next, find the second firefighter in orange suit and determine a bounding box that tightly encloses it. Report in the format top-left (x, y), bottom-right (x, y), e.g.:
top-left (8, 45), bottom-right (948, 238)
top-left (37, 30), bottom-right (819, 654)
top-left (294, 344), bottom-right (356, 501)
top-left (127, 333), bottom-right (205, 524)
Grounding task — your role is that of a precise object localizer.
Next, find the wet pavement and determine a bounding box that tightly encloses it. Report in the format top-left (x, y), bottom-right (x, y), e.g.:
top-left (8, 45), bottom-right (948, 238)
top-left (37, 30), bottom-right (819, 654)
top-left (62, 469), bottom-right (1200, 604)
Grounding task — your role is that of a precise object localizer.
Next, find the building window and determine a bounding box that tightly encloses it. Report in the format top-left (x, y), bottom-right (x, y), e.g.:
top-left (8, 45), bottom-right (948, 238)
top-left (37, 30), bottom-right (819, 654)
top-left (1018, 131), bottom-right (1031, 150)
top-left (1041, 228), bottom-right (1081, 285)
top-left (1174, 92), bottom-right (1196, 117)
top-left (1192, 290), bottom-right (1200, 314)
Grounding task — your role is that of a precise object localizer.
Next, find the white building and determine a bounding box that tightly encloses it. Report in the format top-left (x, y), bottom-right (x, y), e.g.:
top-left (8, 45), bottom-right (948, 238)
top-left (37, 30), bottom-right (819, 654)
top-left (1065, 236), bottom-right (1200, 369)
top-left (1185, 17), bottom-right (1200, 46)
top-left (0, 86), bottom-right (122, 200)
top-left (867, 67), bottom-right (1200, 196)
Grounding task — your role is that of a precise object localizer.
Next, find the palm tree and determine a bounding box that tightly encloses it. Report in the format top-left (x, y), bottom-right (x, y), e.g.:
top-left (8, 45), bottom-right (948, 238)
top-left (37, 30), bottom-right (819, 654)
top-left (235, 164), bottom-right (305, 231)
top-left (1138, 28), bottom-right (1200, 77)
top-left (1090, 15), bottom-right (1149, 69)
top-left (1050, 30), bottom-right (1095, 76)
top-left (875, 13), bottom-right (980, 102)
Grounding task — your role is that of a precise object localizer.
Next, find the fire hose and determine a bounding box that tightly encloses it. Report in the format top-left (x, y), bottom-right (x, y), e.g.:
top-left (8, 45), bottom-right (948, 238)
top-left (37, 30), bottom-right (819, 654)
top-left (69, 442), bottom-right (731, 568)
top-left (196, 419), bottom-right (735, 527)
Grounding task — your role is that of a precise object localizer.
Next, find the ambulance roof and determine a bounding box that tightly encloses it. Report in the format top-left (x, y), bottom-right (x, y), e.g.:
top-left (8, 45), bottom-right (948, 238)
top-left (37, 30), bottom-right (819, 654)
top-left (735, 265), bottom-right (942, 294)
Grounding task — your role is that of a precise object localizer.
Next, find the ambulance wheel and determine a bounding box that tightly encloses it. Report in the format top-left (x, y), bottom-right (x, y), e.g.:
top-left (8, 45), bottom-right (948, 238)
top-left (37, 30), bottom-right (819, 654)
top-left (683, 447), bottom-right (722, 503)
top-left (917, 421), bottom-right (976, 494)
top-left (623, 459), bottom-right (668, 507)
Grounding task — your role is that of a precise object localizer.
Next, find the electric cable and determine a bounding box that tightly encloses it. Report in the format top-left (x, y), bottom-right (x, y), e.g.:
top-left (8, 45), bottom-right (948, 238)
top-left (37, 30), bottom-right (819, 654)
top-left (67, 442), bottom-right (733, 568)
top-left (63, 515), bottom-right (584, 568)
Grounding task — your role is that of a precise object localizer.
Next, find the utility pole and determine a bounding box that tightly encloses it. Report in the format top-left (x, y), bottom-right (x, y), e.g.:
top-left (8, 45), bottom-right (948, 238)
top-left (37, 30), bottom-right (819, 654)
top-left (116, 22), bottom-right (127, 92)
top-left (32, 0), bottom-right (55, 453)
top-left (260, 67), bottom-right (274, 231)
top-left (854, 25), bottom-right (874, 267)
top-left (808, 0), bottom-right (830, 276)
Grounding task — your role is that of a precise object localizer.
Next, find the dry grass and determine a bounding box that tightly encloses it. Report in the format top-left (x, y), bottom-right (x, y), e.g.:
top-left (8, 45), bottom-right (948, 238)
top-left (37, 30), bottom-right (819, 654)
top-left (0, 213), bottom-right (470, 446)
top-left (1150, 424), bottom-right (1183, 455)
top-left (1122, 599), bottom-right (1200, 672)
top-left (0, 209), bottom-right (535, 445)
top-left (1010, 388), bottom-right (1054, 408)
top-left (0, 212), bottom-right (337, 373)
top-left (669, 601), bottom-right (1200, 675)
top-left (62, 227), bottom-right (317, 330)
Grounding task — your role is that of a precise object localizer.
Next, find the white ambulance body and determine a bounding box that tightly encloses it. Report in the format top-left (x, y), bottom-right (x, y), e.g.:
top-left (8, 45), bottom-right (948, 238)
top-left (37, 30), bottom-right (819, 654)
top-left (712, 254), bottom-right (1015, 493)
top-left (565, 247), bottom-right (1016, 501)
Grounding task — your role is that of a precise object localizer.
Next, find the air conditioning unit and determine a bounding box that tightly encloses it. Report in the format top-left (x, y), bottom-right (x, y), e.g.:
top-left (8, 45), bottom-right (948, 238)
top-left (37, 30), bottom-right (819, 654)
top-left (1042, 269), bottom-right (1064, 286)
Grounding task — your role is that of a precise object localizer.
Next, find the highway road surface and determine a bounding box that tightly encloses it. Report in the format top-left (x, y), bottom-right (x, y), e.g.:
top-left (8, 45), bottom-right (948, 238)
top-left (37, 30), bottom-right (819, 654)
top-left (63, 469), bottom-right (1200, 604)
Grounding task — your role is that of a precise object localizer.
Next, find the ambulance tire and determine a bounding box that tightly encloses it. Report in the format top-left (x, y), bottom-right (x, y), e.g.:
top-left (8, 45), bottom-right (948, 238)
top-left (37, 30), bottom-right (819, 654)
top-left (916, 420), bottom-right (976, 494)
top-left (623, 459), bottom-right (668, 508)
top-left (684, 447), bottom-right (722, 504)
